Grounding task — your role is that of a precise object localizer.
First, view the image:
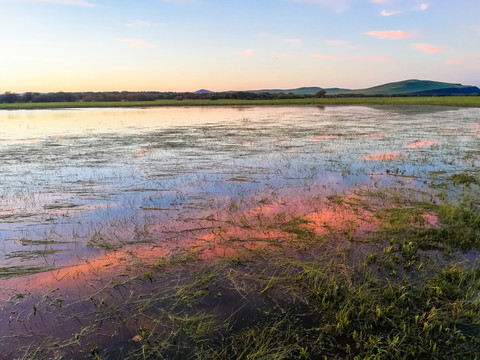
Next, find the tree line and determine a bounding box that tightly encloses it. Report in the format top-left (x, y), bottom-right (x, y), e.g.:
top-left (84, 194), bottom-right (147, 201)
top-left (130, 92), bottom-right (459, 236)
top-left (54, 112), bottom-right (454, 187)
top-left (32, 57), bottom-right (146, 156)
top-left (0, 90), bottom-right (327, 104)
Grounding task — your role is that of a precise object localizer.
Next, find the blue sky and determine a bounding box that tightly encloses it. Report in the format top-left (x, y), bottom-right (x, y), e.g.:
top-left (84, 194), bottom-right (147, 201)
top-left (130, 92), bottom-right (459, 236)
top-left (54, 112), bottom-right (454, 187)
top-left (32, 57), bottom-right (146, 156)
top-left (1, 0), bottom-right (479, 92)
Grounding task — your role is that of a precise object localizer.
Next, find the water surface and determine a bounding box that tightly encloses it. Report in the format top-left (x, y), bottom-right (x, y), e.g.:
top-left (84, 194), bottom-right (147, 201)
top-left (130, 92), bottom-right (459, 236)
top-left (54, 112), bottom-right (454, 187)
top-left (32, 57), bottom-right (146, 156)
top-left (1, 105), bottom-right (479, 278)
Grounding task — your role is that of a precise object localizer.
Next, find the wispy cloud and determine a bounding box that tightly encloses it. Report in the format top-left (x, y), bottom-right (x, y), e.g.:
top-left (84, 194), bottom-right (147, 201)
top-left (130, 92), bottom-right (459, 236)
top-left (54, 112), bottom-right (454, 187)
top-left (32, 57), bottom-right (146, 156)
top-left (377, 1), bottom-right (429, 16)
top-left (312, 54), bottom-right (391, 61)
top-left (446, 60), bottom-right (462, 65)
top-left (380, 10), bottom-right (402, 16)
top-left (411, 43), bottom-right (447, 52)
top-left (417, 3), bottom-right (429, 11)
top-left (120, 39), bottom-right (156, 48)
top-left (235, 49), bottom-right (254, 56)
top-left (366, 30), bottom-right (416, 39)
top-left (287, 0), bottom-right (352, 13)
top-left (272, 53), bottom-right (293, 58)
top-left (126, 21), bottom-right (165, 28)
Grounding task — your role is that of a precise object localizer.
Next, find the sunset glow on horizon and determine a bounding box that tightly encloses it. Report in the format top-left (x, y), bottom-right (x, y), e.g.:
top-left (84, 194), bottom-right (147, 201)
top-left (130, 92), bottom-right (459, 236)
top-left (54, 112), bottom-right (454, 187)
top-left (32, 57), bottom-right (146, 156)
top-left (1, 0), bottom-right (479, 93)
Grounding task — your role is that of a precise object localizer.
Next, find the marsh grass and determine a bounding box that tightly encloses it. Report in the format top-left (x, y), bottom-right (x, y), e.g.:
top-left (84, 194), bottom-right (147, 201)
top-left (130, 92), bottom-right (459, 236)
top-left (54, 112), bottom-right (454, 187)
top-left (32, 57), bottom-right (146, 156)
top-left (0, 265), bottom-right (55, 278)
top-left (3, 184), bottom-right (480, 359)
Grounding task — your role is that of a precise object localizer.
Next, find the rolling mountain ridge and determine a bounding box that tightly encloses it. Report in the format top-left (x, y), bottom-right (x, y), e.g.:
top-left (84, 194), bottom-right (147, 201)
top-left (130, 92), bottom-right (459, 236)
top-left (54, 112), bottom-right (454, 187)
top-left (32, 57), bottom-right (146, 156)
top-left (247, 79), bottom-right (480, 96)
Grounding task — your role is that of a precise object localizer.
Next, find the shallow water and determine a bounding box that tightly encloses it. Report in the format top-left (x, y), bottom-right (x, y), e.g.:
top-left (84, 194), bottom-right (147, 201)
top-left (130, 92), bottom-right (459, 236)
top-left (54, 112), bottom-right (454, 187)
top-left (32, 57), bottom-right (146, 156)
top-left (0, 105), bottom-right (479, 278)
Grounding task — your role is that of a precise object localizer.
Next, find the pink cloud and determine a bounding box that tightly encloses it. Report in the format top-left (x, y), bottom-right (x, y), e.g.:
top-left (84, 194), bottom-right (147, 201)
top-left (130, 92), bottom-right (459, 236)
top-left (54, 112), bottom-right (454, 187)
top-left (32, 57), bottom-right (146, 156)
top-left (312, 54), bottom-right (391, 61)
top-left (272, 53), bottom-right (293, 58)
top-left (419, 3), bottom-right (429, 10)
top-left (380, 10), bottom-right (402, 16)
top-left (235, 49), bottom-right (254, 56)
top-left (366, 30), bottom-right (415, 39)
top-left (411, 43), bottom-right (447, 52)
top-left (446, 60), bottom-right (462, 65)
top-left (120, 39), bottom-right (155, 48)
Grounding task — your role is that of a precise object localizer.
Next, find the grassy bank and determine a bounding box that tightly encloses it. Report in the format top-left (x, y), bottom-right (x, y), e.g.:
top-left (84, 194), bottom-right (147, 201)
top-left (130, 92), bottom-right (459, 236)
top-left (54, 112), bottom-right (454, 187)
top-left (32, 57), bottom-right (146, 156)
top-left (1, 96), bottom-right (480, 110)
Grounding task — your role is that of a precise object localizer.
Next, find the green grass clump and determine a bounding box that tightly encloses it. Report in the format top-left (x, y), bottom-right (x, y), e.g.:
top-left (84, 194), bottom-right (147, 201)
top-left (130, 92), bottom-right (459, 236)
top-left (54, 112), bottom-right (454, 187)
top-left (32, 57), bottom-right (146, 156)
top-left (451, 172), bottom-right (480, 187)
top-left (199, 259), bottom-right (480, 360)
top-left (414, 194), bottom-right (480, 251)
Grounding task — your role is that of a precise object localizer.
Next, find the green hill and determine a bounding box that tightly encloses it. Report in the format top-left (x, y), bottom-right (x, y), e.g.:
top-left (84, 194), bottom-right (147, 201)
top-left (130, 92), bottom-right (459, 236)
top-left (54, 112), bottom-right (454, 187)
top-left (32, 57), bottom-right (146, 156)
top-left (250, 80), bottom-right (480, 96)
top-left (329, 79), bottom-right (480, 96)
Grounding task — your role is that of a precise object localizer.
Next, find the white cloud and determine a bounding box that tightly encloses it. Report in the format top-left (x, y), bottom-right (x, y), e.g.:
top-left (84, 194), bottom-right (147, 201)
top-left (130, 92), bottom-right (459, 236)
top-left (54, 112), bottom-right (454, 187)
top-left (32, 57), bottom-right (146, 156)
top-left (381, 10), bottom-right (402, 16)
top-left (235, 49), bottom-right (254, 56)
top-left (419, 3), bottom-right (428, 10)
top-left (366, 30), bottom-right (416, 39)
top-left (373, 1), bottom-right (430, 16)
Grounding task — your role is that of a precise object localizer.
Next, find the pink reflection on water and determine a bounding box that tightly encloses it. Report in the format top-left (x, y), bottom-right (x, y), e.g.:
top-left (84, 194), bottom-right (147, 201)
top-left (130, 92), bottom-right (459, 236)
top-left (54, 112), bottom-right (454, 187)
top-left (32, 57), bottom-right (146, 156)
top-left (0, 245), bottom-right (172, 300)
top-left (420, 212), bottom-right (440, 228)
top-left (363, 153), bottom-right (404, 161)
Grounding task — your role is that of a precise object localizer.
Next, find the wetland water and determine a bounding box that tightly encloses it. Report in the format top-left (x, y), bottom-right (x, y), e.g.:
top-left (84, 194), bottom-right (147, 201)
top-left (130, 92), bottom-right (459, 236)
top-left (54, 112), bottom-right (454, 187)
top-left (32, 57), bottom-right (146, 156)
top-left (1, 106), bottom-right (479, 280)
top-left (0, 105), bottom-right (479, 358)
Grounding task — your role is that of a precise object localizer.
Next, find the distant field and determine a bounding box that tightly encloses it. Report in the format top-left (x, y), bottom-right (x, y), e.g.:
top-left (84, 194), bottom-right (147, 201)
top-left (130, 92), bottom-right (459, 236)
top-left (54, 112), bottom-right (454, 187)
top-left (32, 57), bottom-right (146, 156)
top-left (1, 96), bottom-right (480, 109)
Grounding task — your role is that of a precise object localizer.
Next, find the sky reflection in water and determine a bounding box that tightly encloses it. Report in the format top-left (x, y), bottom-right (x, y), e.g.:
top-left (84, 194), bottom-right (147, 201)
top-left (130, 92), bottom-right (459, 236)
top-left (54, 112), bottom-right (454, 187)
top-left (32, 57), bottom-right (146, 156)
top-left (0, 105), bottom-right (479, 281)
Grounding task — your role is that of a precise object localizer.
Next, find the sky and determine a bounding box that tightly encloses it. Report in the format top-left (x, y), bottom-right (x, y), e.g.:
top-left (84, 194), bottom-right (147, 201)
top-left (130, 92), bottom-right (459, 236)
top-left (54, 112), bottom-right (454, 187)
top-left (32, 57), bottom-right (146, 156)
top-left (1, 0), bottom-right (479, 92)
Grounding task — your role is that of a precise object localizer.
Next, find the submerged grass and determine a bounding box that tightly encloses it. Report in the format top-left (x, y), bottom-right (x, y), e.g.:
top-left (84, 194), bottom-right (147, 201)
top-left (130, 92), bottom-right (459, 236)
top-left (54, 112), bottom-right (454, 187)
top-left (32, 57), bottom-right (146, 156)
top-left (3, 185), bottom-right (480, 359)
top-left (0, 265), bottom-right (55, 279)
top-left (1, 147), bottom-right (480, 360)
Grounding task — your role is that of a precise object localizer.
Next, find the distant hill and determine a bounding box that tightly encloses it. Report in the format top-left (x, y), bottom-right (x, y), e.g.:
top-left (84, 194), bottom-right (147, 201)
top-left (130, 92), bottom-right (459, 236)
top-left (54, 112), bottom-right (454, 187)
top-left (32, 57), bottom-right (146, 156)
top-left (248, 80), bottom-right (480, 96)
top-left (252, 87), bottom-right (324, 95)
top-left (195, 89), bottom-right (213, 94)
top-left (339, 79), bottom-right (480, 96)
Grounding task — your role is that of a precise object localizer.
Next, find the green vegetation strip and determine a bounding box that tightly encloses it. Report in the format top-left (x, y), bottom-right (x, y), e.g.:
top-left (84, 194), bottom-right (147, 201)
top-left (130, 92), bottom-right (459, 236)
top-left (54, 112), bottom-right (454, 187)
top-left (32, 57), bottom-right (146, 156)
top-left (1, 96), bottom-right (480, 110)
